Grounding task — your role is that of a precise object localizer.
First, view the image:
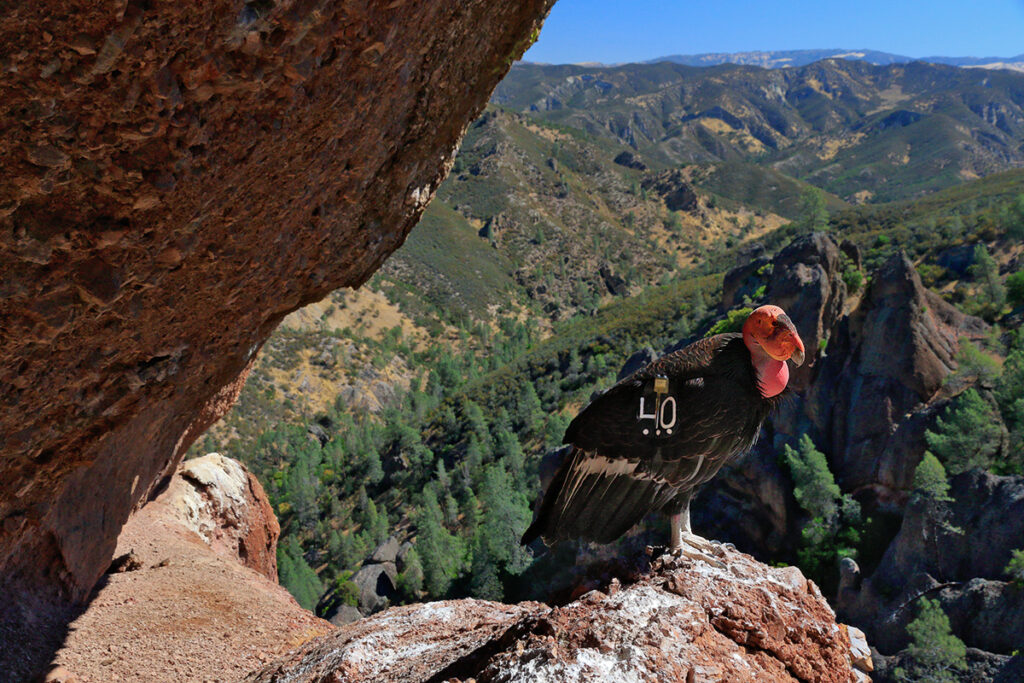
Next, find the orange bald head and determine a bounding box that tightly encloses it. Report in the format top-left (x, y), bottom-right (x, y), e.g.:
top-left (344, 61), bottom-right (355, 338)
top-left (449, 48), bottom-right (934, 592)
top-left (742, 305), bottom-right (806, 366)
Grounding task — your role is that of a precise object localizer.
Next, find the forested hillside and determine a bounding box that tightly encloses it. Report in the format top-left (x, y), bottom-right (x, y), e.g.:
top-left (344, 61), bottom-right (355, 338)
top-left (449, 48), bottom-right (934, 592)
top-left (196, 58), bottom-right (1024, 681)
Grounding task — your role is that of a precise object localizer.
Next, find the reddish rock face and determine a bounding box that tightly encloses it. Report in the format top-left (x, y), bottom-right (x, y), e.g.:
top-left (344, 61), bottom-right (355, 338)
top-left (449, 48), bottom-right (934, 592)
top-left (245, 548), bottom-right (866, 682)
top-left (0, 0), bottom-right (552, 675)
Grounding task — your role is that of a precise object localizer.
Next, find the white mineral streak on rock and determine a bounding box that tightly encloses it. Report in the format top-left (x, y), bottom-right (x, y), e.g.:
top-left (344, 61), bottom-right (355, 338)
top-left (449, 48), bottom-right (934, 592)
top-left (170, 453), bottom-right (250, 543)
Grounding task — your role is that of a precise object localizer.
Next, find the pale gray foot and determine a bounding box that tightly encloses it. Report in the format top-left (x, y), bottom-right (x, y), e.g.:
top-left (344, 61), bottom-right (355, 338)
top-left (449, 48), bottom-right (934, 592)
top-left (668, 511), bottom-right (727, 569)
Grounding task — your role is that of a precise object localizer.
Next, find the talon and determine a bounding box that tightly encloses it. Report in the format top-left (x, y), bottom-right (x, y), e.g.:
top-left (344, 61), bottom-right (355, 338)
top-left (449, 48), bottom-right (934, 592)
top-left (668, 544), bottom-right (726, 569)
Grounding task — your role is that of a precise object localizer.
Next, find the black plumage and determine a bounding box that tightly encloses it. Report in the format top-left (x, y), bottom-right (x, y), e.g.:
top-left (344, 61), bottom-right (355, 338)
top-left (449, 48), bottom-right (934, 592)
top-left (521, 333), bottom-right (786, 547)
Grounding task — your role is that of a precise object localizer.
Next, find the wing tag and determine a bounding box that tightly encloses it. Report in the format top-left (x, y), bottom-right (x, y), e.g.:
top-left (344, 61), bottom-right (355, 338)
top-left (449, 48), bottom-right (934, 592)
top-left (638, 375), bottom-right (675, 437)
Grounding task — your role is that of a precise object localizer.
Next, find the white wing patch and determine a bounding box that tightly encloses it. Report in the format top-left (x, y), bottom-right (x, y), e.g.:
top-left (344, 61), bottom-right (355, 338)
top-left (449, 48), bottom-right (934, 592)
top-left (575, 455), bottom-right (640, 478)
top-left (563, 451), bottom-right (675, 504)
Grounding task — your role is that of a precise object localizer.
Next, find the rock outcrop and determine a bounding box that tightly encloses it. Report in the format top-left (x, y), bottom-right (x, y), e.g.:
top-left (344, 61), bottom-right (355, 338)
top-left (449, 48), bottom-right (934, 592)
top-left (0, 1), bottom-right (553, 676)
top-left (764, 232), bottom-right (847, 390)
top-left (805, 252), bottom-right (987, 499)
top-left (247, 548), bottom-right (866, 683)
top-left (318, 535), bottom-right (412, 624)
top-left (50, 454), bottom-right (331, 682)
top-left (641, 169), bottom-right (700, 213)
top-left (839, 470), bottom-right (1024, 655)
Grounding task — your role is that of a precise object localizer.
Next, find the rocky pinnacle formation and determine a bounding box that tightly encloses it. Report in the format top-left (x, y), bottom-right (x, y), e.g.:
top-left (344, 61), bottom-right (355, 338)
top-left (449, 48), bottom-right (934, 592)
top-left (0, 0), bottom-right (552, 674)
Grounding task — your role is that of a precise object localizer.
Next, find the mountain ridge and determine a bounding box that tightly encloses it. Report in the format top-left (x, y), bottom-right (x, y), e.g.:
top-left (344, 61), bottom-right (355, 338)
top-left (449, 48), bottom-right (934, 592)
top-left (494, 59), bottom-right (1024, 202)
top-left (647, 49), bottom-right (1024, 71)
top-left (520, 48), bottom-right (1024, 72)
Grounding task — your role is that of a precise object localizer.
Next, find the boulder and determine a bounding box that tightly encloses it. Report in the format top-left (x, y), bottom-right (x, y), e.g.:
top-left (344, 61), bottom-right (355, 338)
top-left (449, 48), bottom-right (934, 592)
top-left (612, 150), bottom-right (647, 170)
top-left (940, 579), bottom-right (1024, 655)
top-left (352, 562), bottom-right (399, 615)
top-left (245, 548), bottom-right (864, 682)
top-left (766, 232), bottom-right (847, 388)
top-left (163, 453), bottom-right (279, 581)
top-left (876, 470), bottom-right (1024, 585)
top-left (327, 605), bottom-right (365, 627)
top-left (369, 536), bottom-right (401, 565)
top-left (599, 264), bottom-right (628, 296)
top-left (721, 254), bottom-right (770, 310)
top-left (995, 654), bottom-right (1024, 683)
top-left (641, 169), bottom-right (700, 212)
top-left (0, 2), bottom-right (555, 676)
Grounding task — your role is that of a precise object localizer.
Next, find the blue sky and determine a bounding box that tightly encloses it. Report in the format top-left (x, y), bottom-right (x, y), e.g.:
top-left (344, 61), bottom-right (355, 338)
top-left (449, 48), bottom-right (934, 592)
top-left (523, 0), bottom-right (1024, 64)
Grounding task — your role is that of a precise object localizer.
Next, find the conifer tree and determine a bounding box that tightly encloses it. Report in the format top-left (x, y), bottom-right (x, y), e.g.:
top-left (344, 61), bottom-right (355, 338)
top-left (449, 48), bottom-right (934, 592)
top-left (414, 485), bottom-right (465, 598)
top-left (397, 547), bottom-right (425, 598)
top-left (895, 598), bottom-right (966, 682)
top-left (785, 434), bottom-right (841, 524)
top-left (468, 464), bottom-right (532, 600)
top-left (925, 389), bottom-right (1004, 474)
top-left (783, 434), bottom-right (861, 586)
top-left (995, 342), bottom-right (1024, 469)
top-left (277, 536), bottom-right (324, 611)
top-left (516, 383), bottom-right (544, 432)
top-left (364, 449), bottom-right (385, 485)
top-left (795, 187), bottom-right (829, 233)
top-left (968, 244), bottom-right (1005, 319)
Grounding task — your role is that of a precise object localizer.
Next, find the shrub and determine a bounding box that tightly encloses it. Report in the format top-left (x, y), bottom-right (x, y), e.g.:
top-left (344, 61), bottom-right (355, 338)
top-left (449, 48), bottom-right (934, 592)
top-left (912, 452), bottom-right (951, 501)
top-left (705, 307), bottom-right (753, 336)
top-left (1007, 270), bottom-right (1024, 308)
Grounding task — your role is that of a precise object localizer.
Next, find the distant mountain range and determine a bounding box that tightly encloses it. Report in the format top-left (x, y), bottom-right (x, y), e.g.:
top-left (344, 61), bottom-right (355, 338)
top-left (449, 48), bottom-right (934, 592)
top-left (524, 49), bottom-right (1024, 74)
top-left (645, 49), bottom-right (1024, 72)
top-left (494, 59), bottom-right (1024, 202)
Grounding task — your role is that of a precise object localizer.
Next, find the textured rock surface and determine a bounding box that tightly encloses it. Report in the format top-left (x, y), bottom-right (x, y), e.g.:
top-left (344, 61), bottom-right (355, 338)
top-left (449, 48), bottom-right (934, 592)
top-left (805, 251), bottom-right (988, 497)
top-left (641, 169), bottom-right (700, 212)
top-left (764, 232), bottom-right (847, 390)
top-left (839, 470), bottom-right (1024, 654)
top-left (162, 452), bottom-right (279, 581)
top-left (50, 454), bottom-right (332, 682)
top-left (0, 1), bottom-right (552, 675)
top-left (246, 548), bottom-right (864, 683)
top-left (351, 561), bottom-right (398, 615)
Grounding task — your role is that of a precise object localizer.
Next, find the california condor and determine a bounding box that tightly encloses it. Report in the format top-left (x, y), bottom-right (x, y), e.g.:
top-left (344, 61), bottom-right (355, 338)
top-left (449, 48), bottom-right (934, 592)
top-left (521, 305), bottom-right (805, 560)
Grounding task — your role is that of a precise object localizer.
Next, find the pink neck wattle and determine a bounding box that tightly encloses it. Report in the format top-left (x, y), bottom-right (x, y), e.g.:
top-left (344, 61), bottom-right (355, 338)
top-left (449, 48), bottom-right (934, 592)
top-left (749, 346), bottom-right (789, 398)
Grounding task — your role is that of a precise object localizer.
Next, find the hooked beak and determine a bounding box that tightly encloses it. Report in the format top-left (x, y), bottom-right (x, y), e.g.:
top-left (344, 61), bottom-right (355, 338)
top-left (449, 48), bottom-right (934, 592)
top-left (772, 313), bottom-right (805, 366)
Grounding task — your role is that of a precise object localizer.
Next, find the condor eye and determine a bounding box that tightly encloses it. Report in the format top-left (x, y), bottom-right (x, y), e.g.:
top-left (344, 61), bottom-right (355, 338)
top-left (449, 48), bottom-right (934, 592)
top-left (773, 313), bottom-right (794, 329)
